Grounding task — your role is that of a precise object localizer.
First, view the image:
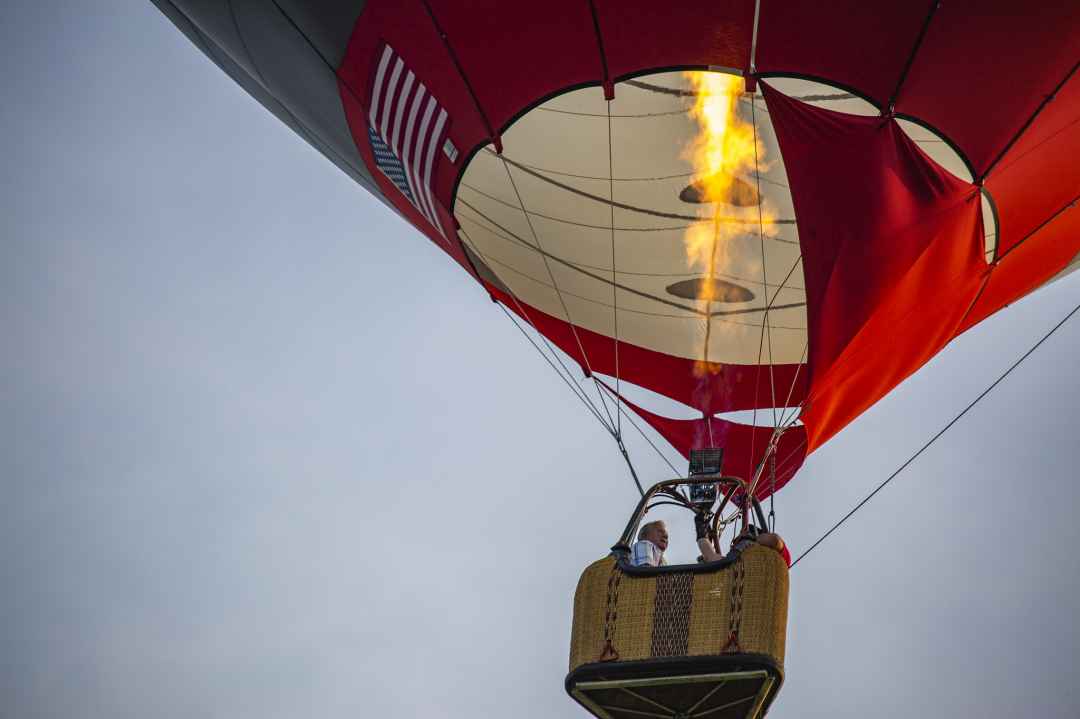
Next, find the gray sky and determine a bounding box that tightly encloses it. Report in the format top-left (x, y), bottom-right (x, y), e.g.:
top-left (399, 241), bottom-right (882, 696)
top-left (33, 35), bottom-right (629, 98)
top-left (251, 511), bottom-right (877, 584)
top-left (4, 3), bottom-right (1079, 718)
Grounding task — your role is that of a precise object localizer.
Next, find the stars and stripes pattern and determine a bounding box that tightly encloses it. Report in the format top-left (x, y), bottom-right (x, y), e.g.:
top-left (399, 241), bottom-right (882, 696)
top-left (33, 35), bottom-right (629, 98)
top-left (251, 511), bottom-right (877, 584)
top-left (368, 43), bottom-right (448, 237)
top-left (368, 126), bottom-right (415, 205)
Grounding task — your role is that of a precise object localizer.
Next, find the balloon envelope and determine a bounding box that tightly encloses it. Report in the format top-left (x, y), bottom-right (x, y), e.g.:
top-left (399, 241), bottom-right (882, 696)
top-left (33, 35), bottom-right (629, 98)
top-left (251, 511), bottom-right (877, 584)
top-left (152, 0), bottom-right (1080, 495)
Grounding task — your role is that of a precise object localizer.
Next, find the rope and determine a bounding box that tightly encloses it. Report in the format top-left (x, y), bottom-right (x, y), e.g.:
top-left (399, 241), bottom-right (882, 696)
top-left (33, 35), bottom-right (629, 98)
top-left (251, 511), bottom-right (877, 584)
top-left (497, 304), bottom-right (614, 435)
top-left (459, 227), bottom-right (616, 433)
top-left (769, 450), bottom-right (777, 531)
top-left (478, 149), bottom-right (642, 496)
top-left (749, 94), bottom-right (779, 430)
top-left (616, 402), bottom-right (684, 479)
top-left (791, 298), bottom-right (1080, 568)
top-left (606, 97), bottom-right (621, 440)
top-left (778, 342), bottom-right (808, 430)
top-left (618, 439), bottom-right (645, 497)
top-left (495, 155), bottom-right (619, 431)
top-left (748, 255), bottom-right (803, 479)
top-left (748, 303), bottom-right (768, 479)
top-left (595, 382), bottom-right (684, 477)
top-left (472, 149), bottom-right (643, 497)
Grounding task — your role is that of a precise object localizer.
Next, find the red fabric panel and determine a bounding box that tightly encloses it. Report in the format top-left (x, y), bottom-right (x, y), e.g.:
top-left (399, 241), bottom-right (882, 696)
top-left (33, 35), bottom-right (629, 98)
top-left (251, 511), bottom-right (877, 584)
top-left (959, 206), bottom-right (1080, 332)
top-left (762, 83), bottom-right (987, 452)
top-left (603, 389), bottom-right (808, 498)
top-left (337, 0), bottom-right (491, 215)
top-left (592, 0), bottom-right (754, 79)
top-left (754, 1), bottom-right (928, 105)
top-left (425, 1), bottom-right (600, 134)
top-left (896, 2), bottom-right (1080, 178)
top-left (985, 70), bottom-right (1080, 256)
top-left (485, 284), bottom-right (807, 415)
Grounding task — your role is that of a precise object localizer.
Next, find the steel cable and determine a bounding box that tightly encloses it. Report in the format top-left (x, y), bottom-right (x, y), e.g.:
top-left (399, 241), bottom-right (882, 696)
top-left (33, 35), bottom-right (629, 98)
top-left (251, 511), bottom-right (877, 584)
top-left (791, 298), bottom-right (1080, 568)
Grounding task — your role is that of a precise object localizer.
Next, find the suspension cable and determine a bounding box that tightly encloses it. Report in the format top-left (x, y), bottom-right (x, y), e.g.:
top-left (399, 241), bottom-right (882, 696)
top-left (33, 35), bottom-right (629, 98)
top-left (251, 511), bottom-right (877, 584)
top-left (791, 298), bottom-right (1080, 569)
top-left (768, 450), bottom-right (777, 531)
top-left (496, 303), bottom-right (614, 435)
top-left (495, 276), bottom-right (645, 497)
top-left (749, 92), bottom-right (779, 430)
top-left (779, 342), bottom-right (808, 428)
top-left (460, 206), bottom-right (648, 496)
top-left (617, 437), bottom-right (645, 496)
top-left (496, 155), bottom-right (618, 430)
top-left (606, 96), bottom-right (622, 440)
top-left (599, 383), bottom-right (684, 477)
top-left (748, 255), bottom-right (803, 478)
top-left (459, 228), bottom-right (615, 433)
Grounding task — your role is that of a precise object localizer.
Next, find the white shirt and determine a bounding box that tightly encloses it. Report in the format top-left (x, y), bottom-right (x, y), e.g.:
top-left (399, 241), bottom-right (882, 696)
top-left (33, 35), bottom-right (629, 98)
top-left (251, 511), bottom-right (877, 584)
top-left (630, 539), bottom-right (667, 567)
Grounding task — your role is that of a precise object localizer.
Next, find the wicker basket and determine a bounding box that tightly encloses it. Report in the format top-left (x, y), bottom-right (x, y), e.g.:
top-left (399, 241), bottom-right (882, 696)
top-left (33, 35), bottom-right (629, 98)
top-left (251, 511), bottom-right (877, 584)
top-left (566, 545), bottom-right (789, 719)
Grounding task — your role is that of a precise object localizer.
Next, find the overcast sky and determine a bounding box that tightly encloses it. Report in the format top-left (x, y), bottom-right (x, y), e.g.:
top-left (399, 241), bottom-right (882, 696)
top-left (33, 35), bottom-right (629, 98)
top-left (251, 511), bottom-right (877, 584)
top-left (3, 3), bottom-right (1080, 718)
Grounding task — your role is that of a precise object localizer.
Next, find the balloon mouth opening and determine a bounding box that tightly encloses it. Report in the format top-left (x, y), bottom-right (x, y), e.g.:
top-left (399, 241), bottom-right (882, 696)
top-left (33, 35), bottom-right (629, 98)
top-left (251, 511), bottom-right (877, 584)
top-left (455, 68), bottom-right (818, 368)
top-left (665, 278), bottom-right (755, 303)
top-left (679, 175), bottom-right (761, 206)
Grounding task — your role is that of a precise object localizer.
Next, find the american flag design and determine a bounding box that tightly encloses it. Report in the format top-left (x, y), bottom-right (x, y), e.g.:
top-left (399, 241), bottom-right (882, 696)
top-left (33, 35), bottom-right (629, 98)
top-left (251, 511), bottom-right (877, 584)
top-left (368, 44), bottom-right (449, 237)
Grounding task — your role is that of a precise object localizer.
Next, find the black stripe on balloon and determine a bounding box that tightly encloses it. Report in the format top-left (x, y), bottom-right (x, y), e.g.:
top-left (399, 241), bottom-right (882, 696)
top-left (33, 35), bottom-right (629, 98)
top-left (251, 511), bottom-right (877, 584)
top-left (492, 150), bottom-right (797, 226)
top-left (456, 198), bottom-right (807, 320)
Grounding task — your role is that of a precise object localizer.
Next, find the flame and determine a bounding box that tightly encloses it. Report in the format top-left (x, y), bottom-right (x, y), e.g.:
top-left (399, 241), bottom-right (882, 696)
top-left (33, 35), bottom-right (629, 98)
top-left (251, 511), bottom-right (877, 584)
top-left (682, 72), bottom-right (770, 377)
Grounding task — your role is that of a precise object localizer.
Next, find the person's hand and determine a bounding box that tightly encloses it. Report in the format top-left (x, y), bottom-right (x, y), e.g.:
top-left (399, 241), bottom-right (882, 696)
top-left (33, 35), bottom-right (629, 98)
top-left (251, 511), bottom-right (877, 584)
top-left (693, 512), bottom-right (710, 540)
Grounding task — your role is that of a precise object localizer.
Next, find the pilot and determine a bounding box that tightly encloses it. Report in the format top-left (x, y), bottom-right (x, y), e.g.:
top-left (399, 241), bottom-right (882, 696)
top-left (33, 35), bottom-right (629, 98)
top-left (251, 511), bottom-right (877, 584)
top-left (630, 520), bottom-right (669, 567)
top-left (695, 514), bottom-right (791, 566)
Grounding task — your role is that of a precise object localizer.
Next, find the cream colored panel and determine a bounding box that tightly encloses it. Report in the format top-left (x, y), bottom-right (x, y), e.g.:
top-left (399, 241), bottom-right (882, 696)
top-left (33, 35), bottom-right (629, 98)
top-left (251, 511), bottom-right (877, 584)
top-left (502, 107), bottom-right (610, 178)
top-left (505, 165), bottom-right (614, 235)
top-left (458, 147), bottom-right (519, 203)
top-left (981, 191), bottom-right (998, 262)
top-left (896, 117), bottom-right (973, 183)
top-left (455, 71), bottom-right (811, 366)
top-left (526, 215), bottom-right (620, 270)
top-left (612, 226), bottom-right (708, 276)
top-left (763, 77), bottom-right (878, 116)
top-left (456, 185), bottom-right (536, 249)
top-left (457, 215), bottom-right (546, 275)
top-left (612, 117), bottom-right (698, 181)
top-left (609, 177), bottom-right (699, 231)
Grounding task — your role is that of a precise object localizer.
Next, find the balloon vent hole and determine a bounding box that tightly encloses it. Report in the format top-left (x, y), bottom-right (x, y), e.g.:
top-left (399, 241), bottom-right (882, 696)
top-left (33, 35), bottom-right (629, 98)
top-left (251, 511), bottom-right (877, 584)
top-left (679, 175), bottom-right (760, 206)
top-left (666, 278), bottom-right (754, 303)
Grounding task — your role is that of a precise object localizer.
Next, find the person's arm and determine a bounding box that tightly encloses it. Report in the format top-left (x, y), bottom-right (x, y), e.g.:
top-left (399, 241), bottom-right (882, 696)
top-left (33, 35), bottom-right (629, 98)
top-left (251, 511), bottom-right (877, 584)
top-left (697, 537), bottom-right (723, 562)
top-left (694, 514), bottom-right (723, 562)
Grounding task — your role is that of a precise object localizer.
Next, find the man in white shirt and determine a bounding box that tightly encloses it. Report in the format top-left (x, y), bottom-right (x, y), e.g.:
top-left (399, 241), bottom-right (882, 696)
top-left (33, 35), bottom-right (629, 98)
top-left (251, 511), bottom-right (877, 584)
top-left (630, 520), bottom-right (669, 567)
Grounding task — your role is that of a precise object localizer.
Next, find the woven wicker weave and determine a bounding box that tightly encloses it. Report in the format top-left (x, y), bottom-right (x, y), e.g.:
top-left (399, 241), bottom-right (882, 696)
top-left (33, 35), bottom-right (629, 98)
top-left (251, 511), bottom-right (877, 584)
top-left (569, 545), bottom-right (788, 673)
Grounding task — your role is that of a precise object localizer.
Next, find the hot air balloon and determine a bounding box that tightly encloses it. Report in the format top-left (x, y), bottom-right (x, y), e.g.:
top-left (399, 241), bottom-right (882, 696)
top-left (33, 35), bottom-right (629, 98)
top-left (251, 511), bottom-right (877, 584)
top-left (151, 2), bottom-right (1079, 717)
